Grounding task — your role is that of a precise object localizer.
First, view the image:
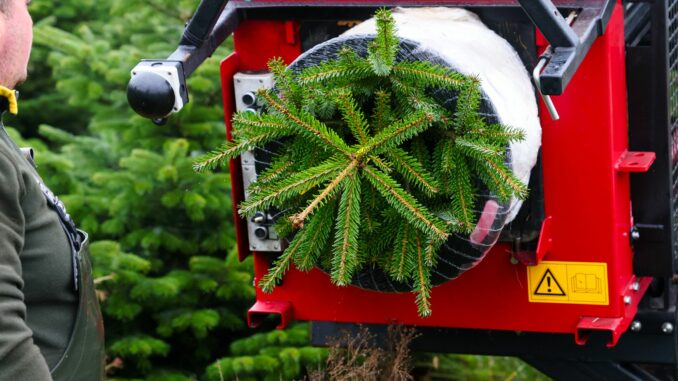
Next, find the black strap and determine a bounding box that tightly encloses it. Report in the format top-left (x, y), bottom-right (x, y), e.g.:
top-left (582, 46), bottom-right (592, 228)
top-left (36, 178), bottom-right (81, 291)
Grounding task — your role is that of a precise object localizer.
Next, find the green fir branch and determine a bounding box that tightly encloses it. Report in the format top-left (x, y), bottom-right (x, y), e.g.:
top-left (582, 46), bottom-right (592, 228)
top-left (290, 160), bottom-right (359, 228)
top-left (455, 137), bottom-right (502, 161)
top-left (193, 113), bottom-right (295, 172)
top-left (268, 57), bottom-right (302, 108)
top-left (411, 231), bottom-right (433, 317)
top-left (449, 150), bottom-right (476, 233)
top-left (293, 200), bottom-right (338, 272)
top-left (372, 89), bottom-right (393, 132)
top-left (259, 229), bottom-right (308, 293)
top-left (357, 110), bottom-right (434, 158)
top-left (473, 156), bottom-right (528, 202)
top-left (298, 60), bottom-right (373, 86)
top-left (239, 159), bottom-right (345, 217)
top-left (333, 89), bottom-right (370, 144)
top-left (331, 172), bottom-right (362, 285)
top-left (424, 237), bottom-right (443, 268)
top-left (386, 147), bottom-right (439, 196)
top-left (367, 8), bottom-right (399, 76)
top-left (390, 221), bottom-right (413, 282)
top-left (392, 61), bottom-right (467, 90)
top-left (257, 90), bottom-right (353, 156)
top-left (467, 124), bottom-right (526, 144)
top-left (363, 165), bottom-right (451, 242)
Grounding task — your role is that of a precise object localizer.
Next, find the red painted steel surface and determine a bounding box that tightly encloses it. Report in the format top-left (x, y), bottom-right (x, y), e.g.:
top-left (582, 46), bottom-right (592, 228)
top-left (223, 3), bottom-right (650, 341)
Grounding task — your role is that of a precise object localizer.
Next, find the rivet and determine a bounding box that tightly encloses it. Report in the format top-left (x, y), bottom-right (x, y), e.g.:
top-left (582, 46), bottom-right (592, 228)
top-left (662, 322), bottom-right (674, 334)
top-left (630, 321), bottom-right (642, 332)
top-left (631, 282), bottom-right (640, 292)
top-left (624, 295), bottom-right (632, 305)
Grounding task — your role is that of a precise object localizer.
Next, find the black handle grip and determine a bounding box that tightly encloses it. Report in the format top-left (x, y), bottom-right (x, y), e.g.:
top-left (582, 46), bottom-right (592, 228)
top-left (181, 0), bottom-right (229, 48)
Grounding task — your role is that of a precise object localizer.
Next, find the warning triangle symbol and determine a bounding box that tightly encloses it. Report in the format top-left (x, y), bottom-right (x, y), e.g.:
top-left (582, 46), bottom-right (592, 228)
top-left (534, 268), bottom-right (566, 296)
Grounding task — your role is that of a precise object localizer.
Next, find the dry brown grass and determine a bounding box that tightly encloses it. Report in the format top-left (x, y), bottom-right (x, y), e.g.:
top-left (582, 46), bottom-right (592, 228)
top-left (306, 325), bottom-right (419, 381)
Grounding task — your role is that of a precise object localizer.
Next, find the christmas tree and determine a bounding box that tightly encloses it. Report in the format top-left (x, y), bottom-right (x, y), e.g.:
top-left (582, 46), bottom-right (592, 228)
top-left (197, 9), bottom-right (527, 317)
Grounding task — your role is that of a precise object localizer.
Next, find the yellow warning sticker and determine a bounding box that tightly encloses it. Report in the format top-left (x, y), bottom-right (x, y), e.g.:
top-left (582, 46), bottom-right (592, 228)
top-left (527, 261), bottom-right (608, 305)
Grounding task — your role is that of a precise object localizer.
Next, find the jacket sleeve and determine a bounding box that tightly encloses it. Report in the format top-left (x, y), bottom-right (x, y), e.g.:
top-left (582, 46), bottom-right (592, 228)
top-left (0, 150), bottom-right (53, 380)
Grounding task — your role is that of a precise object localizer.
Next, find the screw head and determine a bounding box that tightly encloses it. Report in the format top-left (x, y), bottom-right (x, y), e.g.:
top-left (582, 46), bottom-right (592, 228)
top-left (630, 321), bottom-right (642, 332)
top-left (662, 322), bottom-right (674, 334)
top-left (624, 295), bottom-right (633, 305)
top-left (631, 230), bottom-right (640, 240)
top-left (631, 282), bottom-right (640, 292)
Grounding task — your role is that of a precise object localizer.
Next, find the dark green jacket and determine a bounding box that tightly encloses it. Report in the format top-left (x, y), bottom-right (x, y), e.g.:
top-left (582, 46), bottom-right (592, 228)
top-left (0, 97), bottom-right (79, 380)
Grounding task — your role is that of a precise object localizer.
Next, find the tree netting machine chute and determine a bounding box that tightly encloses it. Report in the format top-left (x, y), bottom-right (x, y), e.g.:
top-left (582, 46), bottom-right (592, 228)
top-left (127, 1), bottom-right (678, 379)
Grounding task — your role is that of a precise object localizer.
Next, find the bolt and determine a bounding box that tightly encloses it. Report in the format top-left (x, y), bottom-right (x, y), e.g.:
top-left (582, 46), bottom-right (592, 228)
top-left (631, 230), bottom-right (640, 241)
top-left (662, 322), bottom-right (674, 334)
top-left (631, 282), bottom-right (640, 292)
top-left (624, 295), bottom-right (632, 305)
top-left (630, 321), bottom-right (642, 332)
top-left (510, 256), bottom-right (519, 265)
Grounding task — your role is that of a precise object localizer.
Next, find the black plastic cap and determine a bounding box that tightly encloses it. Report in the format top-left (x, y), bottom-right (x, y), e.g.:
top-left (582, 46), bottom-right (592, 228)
top-left (127, 72), bottom-right (176, 119)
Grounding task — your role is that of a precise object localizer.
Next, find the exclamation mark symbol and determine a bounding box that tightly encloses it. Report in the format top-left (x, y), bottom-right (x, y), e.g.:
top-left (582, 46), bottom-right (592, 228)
top-left (547, 276), bottom-right (552, 293)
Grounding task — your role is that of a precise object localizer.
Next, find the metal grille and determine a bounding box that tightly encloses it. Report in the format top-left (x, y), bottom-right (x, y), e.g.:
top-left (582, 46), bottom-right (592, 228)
top-left (671, 0), bottom-right (678, 261)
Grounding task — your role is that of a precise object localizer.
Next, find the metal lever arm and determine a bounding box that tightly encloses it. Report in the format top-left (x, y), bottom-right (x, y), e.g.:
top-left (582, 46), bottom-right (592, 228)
top-left (127, 1), bottom-right (239, 122)
top-left (181, 0), bottom-right (230, 48)
top-left (516, 0), bottom-right (615, 96)
top-left (516, 0), bottom-right (578, 48)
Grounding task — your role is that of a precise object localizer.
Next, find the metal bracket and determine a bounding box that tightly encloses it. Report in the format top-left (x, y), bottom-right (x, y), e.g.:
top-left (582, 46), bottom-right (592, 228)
top-left (575, 277), bottom-right (652, 348)
top-left (248, 300), bottom-right (294, 329)
top-left (519, 0), bottom-right (616, 95)
top-left (514, 216), bottom-right (553, 266)
top-left (615, 151), bottom-right (656, 173)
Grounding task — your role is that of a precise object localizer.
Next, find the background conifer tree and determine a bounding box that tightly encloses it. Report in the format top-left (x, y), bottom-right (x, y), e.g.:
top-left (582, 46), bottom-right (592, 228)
top-left (7, 1), bottom-right (325, 379)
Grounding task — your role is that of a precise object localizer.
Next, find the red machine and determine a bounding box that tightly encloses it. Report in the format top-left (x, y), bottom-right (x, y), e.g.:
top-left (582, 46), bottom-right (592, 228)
top-left (127, 1), bottom-right (678, 378)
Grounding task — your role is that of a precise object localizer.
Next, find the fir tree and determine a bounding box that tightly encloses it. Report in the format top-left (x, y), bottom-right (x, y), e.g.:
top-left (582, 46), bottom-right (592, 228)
top-left (7, 1), bottom-right (326, 379)
top-left (196, 9), bottom-right (527, 317)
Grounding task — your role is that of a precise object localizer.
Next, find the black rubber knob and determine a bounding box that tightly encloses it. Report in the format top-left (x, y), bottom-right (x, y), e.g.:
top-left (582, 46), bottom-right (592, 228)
top-left (127, 72), bottom-right (176, 119)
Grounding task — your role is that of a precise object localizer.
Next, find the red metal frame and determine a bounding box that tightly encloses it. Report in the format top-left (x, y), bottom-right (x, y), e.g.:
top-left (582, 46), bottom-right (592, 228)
top-left (221, 2), bottom-right (652, 345)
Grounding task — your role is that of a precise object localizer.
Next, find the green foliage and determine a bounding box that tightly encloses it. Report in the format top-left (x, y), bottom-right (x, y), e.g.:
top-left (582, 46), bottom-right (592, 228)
top-left (414, 354), bottom-right (550, 381)
top-left (198, 9), bottom-right (527, 317)
top-left (204, 324), bottom-right (327, 381)
top-left (4, 1), bottom-right (319, 379)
